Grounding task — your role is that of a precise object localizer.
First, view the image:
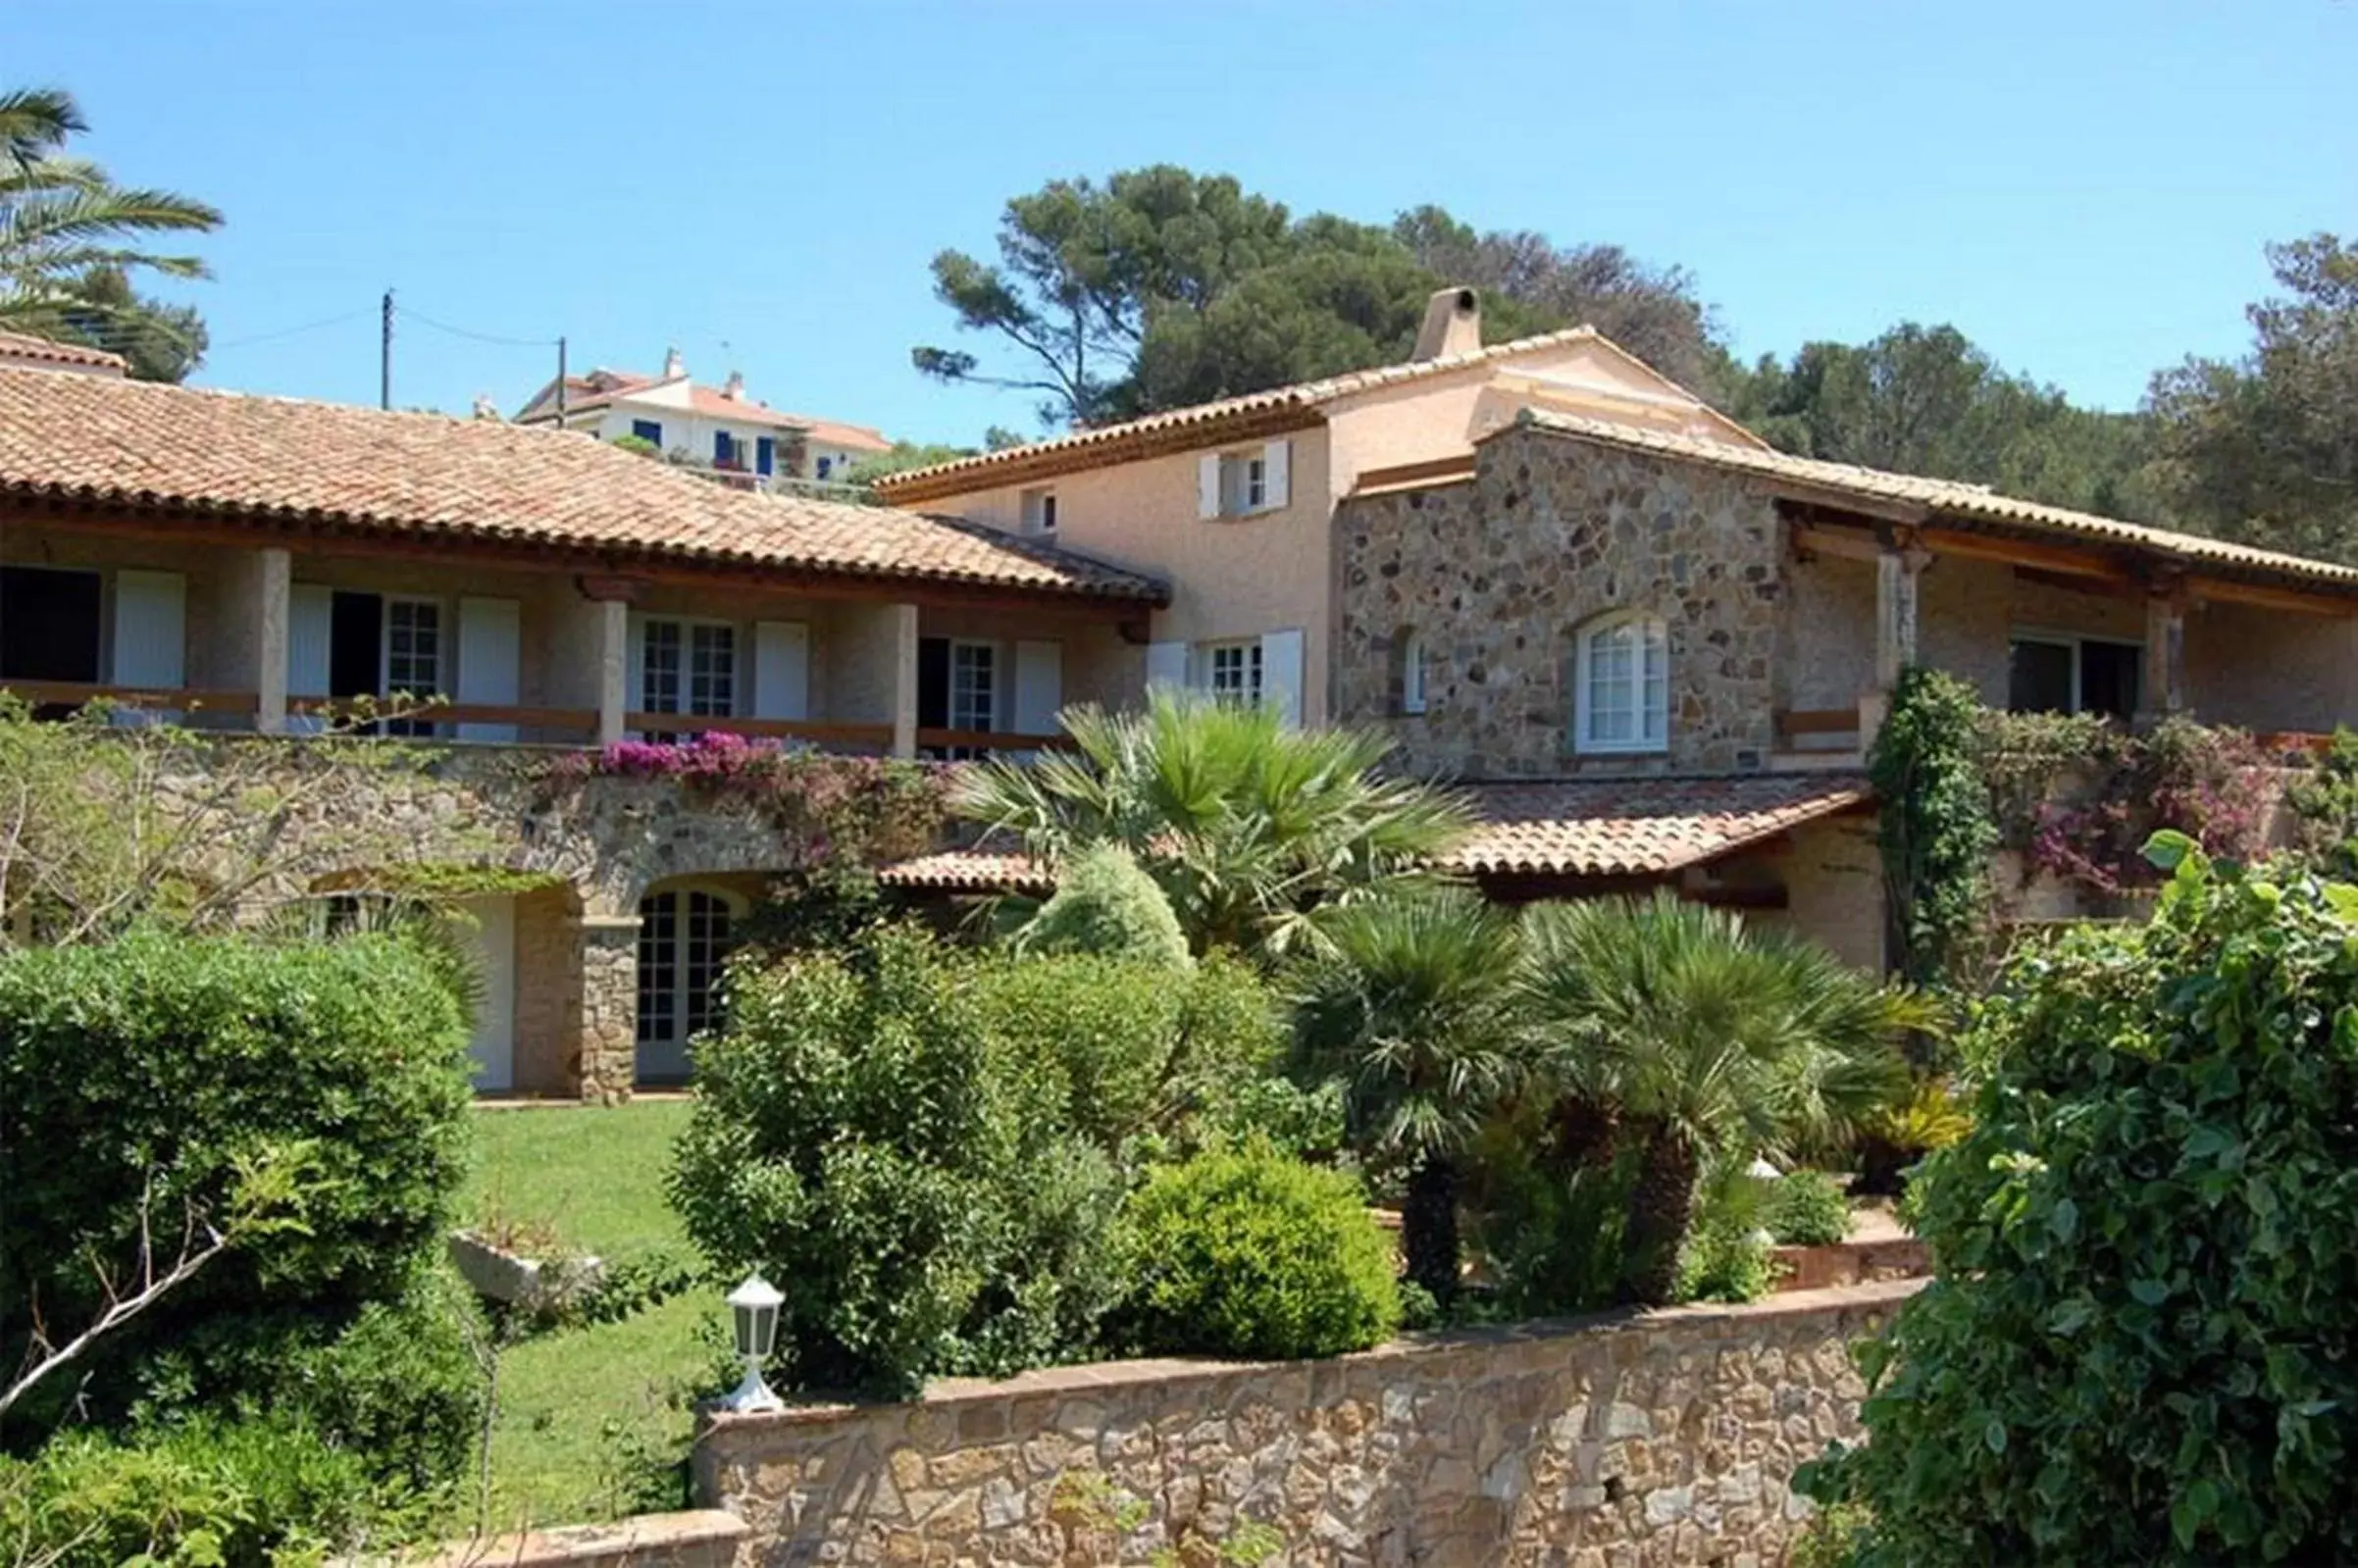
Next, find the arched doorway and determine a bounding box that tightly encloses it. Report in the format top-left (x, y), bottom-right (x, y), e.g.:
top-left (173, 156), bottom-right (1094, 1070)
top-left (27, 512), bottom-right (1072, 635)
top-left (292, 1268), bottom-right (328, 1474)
top-left (634, 881), bottom-right (746, 1085)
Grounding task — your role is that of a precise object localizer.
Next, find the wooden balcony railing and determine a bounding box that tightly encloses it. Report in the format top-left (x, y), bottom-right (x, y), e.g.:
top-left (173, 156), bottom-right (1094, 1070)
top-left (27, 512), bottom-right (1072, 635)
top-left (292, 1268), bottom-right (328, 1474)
top-left (2, 681), bottom-right (260, 715)
top-left (1775, 707), bottom-right (1863, 749)
top-left (623, 713), bottom-right (896, 748)
top-left (916, 728), bottom-right (1071, 756)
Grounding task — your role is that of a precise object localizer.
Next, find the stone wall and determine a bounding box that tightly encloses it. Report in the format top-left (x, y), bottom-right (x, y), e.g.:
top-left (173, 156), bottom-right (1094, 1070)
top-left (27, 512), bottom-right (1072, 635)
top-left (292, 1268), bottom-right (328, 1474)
top-left (1335, 427), bottom-right (1783, 780)
top-left (694, 1279), bottom-right (1919, 1568)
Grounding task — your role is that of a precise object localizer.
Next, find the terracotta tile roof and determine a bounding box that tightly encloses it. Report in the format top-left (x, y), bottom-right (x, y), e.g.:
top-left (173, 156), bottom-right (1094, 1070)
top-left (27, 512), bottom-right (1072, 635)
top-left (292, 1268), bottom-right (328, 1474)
top-left (874, 848), bottom-right (1053, 892)
top-left (0, 329), bottom-right (128, 373)
top-left (1514, 409), bottom-right (2358, 589)
top-left (875, 773), bottom-right (1870, 890)
top-left (0, 369), bottom-right (1167, 604)
top-left (874, 327), bottom-right (1610, 501)
top-left (1444, 774), bottom-right (1872, 878)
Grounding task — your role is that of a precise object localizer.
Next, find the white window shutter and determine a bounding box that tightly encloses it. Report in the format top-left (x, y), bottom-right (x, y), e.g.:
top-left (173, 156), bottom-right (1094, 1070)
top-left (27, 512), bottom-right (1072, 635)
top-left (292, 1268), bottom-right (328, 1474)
top-left (1197, 454), bottom-right (1223, 520)
top-left (1261, 439), bottom-right (1291, 510)
top-left (110, 570), bottom-right (185, 726)
top-left (753, 620), bottom-right (810, 722)
top-left (1013, 639), bottom-right (1062, 735)
top-left (1146, 640), bottom-right (1190, 694)
top-left (1260, 628), bottom-right (1305, 729)
top-left (455, 596), bottom-right (522, 742)
top-left (286, 583), bottom-right (333, 734)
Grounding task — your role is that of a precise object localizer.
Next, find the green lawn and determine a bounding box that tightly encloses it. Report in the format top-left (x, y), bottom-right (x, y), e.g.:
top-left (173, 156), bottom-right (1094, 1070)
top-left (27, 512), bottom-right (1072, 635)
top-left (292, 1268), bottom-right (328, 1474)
top-left (459, 1102), bottom-right (724, 1531)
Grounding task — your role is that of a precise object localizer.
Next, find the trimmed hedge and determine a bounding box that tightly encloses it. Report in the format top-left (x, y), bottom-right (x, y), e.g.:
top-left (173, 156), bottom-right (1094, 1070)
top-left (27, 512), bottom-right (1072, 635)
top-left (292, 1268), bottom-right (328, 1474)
top-left (0, 932), bottom-right (477, 1464)
top-left (1112, 1144), bottom-right (1401, 1360)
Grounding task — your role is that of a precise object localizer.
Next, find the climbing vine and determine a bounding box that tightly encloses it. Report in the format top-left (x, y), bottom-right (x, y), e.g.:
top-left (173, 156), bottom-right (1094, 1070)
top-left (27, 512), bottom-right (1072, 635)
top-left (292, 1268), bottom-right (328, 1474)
top-left (1869, 667), bottom-right (1998, 986)
top-left (2283, 727), bottom-right (2358, 878)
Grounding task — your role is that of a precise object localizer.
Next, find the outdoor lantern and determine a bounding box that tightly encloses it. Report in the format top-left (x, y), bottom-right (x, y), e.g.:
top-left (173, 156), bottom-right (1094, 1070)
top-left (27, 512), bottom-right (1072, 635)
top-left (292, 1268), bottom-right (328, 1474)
top-left (723, 1274), bottom-right (786, 1414)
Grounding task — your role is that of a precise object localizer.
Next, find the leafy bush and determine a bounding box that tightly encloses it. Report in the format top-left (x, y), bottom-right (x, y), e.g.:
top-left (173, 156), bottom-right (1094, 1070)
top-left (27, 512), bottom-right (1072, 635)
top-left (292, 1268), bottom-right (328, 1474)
top-left (1765, 1170), bottom-right (1852, 1246)
top-left (0, 933), bottom-right (476, 1450)
top-left (1017, 842), bottom-right (1191, 969)
top-left (1871, 666), bottom-right (1998, 985)
top-left (1111, 1144), bottom-right (1400, 1360)
top-left (2285, 724), bottom-right (2358, 876)
top-left (670, 924), bottom-right (1125, 1394)
top-left (1855, 1079), bottom-right (1973, 1195)
top-left (966, 947), bottom-right (1284, 1158)
top-left (1805, 840), bottom-right (2358, 1563)
top-left (1461, 1104), bottom-right (1634, 1319)
top-left (1674, 1161), bottom-right (1776, 1304)
top-left (0, 1415), bottom-right (379, 1567)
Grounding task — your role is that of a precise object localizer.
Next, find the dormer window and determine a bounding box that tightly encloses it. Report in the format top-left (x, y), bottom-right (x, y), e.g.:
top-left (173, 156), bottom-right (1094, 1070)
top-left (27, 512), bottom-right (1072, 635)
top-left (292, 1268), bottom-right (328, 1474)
top-left (1573, 612), bottom-right (1668, 754)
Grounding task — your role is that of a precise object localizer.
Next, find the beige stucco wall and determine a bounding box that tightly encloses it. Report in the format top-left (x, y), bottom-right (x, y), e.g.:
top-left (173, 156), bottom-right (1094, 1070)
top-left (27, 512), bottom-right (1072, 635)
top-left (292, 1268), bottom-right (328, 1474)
top-left (2185, 599), bottom-right (2358, 733)
top-left (1334, 427), bottom-right (1783, 779)
top-left (915, 605), bottom-right (1137, 729)
top-left (1751, 814), bottom-right (1885, 972)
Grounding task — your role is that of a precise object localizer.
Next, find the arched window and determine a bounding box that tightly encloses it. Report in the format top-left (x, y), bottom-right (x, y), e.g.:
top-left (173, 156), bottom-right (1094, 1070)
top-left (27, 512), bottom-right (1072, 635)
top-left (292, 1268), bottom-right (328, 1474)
top-left (1573, 612), bottom-right (1668, 754)
top-left (1397, 629), bottom-right (1429, 716)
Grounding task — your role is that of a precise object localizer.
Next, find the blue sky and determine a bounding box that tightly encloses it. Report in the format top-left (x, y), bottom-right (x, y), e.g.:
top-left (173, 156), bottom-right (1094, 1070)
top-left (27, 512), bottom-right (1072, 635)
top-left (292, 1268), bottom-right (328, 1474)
top-left (7, 1), bottom-right (2351, 445)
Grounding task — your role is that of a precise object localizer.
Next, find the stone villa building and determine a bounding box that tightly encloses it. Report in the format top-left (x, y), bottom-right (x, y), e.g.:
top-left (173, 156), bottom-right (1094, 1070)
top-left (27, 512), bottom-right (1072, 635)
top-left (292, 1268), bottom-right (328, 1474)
top-left (7, 295), bottom-right (2358, 1095)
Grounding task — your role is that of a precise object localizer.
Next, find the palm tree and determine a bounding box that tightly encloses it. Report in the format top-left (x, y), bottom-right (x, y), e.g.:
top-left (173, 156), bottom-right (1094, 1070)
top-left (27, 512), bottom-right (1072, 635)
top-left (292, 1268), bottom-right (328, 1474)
top-left (954, 691), bottom-right (1471, 960)
top-left (1291, 886), bottom-right (1529, 1303)
top-left (0, 86), bottom-right (221, 362)
top-left (1520, 892), bottom-right (1928, 1305)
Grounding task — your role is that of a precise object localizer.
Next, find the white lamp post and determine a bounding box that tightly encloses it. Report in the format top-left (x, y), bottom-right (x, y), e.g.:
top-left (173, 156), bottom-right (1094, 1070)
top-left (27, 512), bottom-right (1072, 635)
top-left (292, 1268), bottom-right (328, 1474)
top-left (722, 1274), bottom-right (785, 1414)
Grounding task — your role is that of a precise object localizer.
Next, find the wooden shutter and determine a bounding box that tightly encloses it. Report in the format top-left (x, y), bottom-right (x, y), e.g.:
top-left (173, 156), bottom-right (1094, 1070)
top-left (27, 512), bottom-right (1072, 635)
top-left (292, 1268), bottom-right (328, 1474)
top-left (456, 596), bottom-right (522, 741)
top-left (286, 584), bottom-right (333, 733)
top-left (1146, 640), bottom-right (1189, 694)
top-left (1197, 454), bottom-right (1222, 520)
top-left (753, 621), bottom-right (810, 722)
top-left (1260, 629), bottom-right (1305, 729)
top-left (1013, 640), bottom-right (1062, 735)
top-left (1262, 439), bottom-right (1291, 509)
top-left (107, 569), bottom-right (185, 728)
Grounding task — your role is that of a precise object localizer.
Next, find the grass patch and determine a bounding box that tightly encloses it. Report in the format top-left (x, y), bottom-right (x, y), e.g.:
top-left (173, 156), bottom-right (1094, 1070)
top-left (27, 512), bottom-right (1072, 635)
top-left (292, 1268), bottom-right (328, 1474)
top-left (464, 1100), bottom-right (694, 1264)
top-left (453, 1101), bottom-right (720, 1531)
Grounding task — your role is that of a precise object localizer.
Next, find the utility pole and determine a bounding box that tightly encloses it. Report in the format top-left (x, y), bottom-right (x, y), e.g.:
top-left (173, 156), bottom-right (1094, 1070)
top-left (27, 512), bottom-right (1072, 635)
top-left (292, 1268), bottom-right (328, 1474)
top-left (379, 289), bottom-right (393, 410)
top-left (556, 335), bottom-right (568, 422)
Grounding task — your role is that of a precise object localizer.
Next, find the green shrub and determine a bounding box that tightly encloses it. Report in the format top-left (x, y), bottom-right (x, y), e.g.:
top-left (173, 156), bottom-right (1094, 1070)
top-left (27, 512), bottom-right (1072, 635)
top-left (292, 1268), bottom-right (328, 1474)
top-left (1674, 1161), bottom-right (1776, 1304)
top-left (1017, 842), bottom-right (1191, 969)
top-left (0, 933), bottom-right (476, 1450)
top-left (1765, 1170), bottom-right (1852, 1247)
top-left (1804, 841), bottom-right (2358, 1563)
top-left (1112, 1144), bottom-right (1401, 1360)
top-left (669, 924), bottom-right (1124, 1395)
top-left (1871, 666), bottom-right (1997, 985)
top-left (966, 948), bottom-right (1283, 1159)
top-left (1461, 1105), bottom-right (1634, 1319)
top-left (0, 1415), bottom-right (378, 1567)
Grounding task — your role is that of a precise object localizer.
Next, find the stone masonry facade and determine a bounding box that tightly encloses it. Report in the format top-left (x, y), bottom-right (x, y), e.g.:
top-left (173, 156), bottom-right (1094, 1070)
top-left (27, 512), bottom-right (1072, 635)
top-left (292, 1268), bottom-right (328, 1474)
top-left (693, 1279), bottom-right (1917, 1568)
top-left (1335, 426), bottom-right (1783, 781)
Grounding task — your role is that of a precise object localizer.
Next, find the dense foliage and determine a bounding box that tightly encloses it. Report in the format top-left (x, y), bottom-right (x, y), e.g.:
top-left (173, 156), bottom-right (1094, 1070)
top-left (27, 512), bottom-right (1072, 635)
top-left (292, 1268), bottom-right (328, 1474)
top-left (2283, 726), bottom-right (2358, 878)
top-left (1110, 1144), bottom-right (1400, 1361)
top-left (0, 932), bottom-right (478, 1470)
top-left (1869, 667), bottom-right (1998, 985)
top-left (1014, 841), bottom-right (1191, 969)
top-left (671, 925), bottom-right (1133, 1394)
top-left (1806, 841), bottom-right (2358, 1563)
top-left (1764, 1169), bottom-right (1852, 1247)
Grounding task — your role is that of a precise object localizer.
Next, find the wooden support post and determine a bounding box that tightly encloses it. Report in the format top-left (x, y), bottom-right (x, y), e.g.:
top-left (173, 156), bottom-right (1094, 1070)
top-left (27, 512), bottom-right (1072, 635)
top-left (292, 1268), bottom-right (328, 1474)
top-left (2144, 584), bottom-right (2187, 719)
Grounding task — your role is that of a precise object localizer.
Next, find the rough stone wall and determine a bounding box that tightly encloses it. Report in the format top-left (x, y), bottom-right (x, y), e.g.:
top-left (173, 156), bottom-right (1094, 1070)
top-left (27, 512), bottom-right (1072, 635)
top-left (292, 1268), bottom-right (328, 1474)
top-left (1335, 428), bottom-right (1782, 780)
top-left (695, 1280), bottom-right (1918, 1568)
top-left (510, 882), bottom-right (586, 1095)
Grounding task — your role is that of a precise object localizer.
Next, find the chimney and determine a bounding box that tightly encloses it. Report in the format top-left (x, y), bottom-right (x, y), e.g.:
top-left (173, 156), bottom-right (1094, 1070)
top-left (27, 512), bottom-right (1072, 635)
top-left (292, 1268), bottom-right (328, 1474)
top-left (661, 345), bottom-right (686, 380)
top-left (471, 393), bottom-right (499, 421)
top-left (1410, 286), bottom-right (1482, 362)
top-left (723, 369), bottom-right (744, 401)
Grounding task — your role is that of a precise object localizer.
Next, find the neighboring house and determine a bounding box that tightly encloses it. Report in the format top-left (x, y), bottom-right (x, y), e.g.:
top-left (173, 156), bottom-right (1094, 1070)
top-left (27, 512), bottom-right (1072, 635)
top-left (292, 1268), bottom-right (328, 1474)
top-left (0, 359), bottom-right (1163, 1095)
top-left (513, 347), bottom-right (892, 485)
top-left (875, 289), bottom-right (2358, 970)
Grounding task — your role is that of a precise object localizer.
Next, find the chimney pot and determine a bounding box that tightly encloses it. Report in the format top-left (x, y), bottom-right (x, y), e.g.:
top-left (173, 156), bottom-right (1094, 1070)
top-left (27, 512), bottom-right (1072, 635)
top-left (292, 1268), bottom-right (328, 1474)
top-left (661, 345), bottom-right (686, 380)
top-left (1410, 286), bottom-right (1483, 363)
top-left (724, 370), bottom-right (745, 401)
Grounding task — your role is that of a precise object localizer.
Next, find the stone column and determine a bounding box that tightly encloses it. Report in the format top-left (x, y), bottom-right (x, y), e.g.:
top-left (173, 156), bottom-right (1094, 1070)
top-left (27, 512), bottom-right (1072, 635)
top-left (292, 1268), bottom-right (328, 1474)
top-left (597, 598), bottom-right (630, 746)
top-left (575, 912), bottom-right (641, 1103)
top-left (889, 602), bottom-right (919, 759)
top-left (254, 546), bottom-right (290, 733)
top-left (1872, 540), bottom-right (1928, 693)
top-left (2143, 584), bottom-right (2187, 719)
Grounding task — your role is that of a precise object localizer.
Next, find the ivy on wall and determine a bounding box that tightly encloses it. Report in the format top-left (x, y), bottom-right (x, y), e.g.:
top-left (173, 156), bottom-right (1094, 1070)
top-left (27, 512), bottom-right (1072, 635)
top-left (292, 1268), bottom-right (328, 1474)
top-left (1868, 668), bottom-right (1998, 986)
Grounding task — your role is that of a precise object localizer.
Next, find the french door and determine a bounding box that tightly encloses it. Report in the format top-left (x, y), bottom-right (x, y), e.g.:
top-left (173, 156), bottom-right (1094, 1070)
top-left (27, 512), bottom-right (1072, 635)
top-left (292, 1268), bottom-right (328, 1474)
top-left (635, 887), bottom-right (735, 1083)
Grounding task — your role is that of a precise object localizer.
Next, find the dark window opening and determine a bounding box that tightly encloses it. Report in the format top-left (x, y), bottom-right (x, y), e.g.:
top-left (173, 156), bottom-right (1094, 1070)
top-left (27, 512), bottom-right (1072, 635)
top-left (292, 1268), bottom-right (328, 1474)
top-left (0, 566), bottom-right (102, 703)
top-left (2008, 635), bottom-right (2141, 720)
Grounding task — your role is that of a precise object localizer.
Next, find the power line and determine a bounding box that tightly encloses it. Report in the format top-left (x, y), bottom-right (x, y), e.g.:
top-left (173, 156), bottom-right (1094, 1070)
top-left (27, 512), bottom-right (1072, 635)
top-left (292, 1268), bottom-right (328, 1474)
top-left (208, 307), bottom-right (373, 352)
top-left (394, 303), bottom-right (556, 350)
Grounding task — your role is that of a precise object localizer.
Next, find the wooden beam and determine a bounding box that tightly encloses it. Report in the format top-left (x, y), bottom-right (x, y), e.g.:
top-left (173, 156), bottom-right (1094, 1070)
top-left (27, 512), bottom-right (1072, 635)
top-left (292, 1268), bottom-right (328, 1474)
top-left (1776, 707), bottom-right (1863, 736)
top-left (1916, 525), bottom-right (2134, 582)
top-left (2188, 575), bottom-right (2358, 619)
top-left (0, 681), bottom-right (259, 714)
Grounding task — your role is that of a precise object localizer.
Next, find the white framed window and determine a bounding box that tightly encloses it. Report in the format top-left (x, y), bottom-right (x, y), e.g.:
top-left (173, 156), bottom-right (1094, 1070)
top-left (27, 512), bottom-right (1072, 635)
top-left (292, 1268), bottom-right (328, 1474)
top-left (1400, 631), bottom-right (1429, 716)
top-left (384, 596), bottom-right (441, 736)
top-left (1198, 440), bottom-right (1291, 520)
top-left (2008, 631), bottom-right (2141, 720)
top-left (1203, 639), bottom-right (1264, 707)
top-left (640, 617), bottom-right (736, 718)
top-left (1574, 612), bottom-right (1668, 754)
top-left (950, 640), bottom-right (997, 733)
top-left (635, 885), bottom-right (740, 1083)
top-left (1021, 487), bottom-right (1058, 536)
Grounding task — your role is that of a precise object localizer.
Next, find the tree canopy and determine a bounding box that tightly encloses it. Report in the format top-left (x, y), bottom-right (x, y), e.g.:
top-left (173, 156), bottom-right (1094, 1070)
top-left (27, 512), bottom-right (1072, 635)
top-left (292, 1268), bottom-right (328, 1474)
top-left (0, 85), bottom-right (221, 382)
